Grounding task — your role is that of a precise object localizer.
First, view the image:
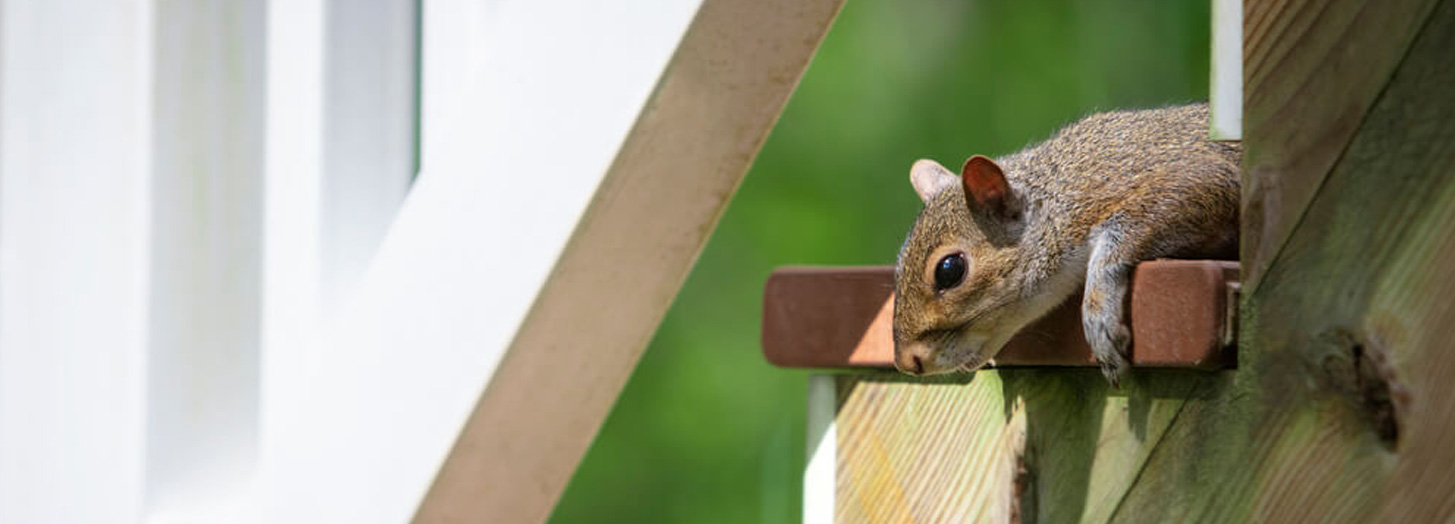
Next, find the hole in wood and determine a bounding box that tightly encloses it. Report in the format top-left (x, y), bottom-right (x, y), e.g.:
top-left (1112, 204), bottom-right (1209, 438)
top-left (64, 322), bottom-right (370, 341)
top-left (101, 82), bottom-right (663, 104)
top-left (1353, 340), bottom-right (1401, 449)
top-left (1318, 328), bottom-right (1405, 451)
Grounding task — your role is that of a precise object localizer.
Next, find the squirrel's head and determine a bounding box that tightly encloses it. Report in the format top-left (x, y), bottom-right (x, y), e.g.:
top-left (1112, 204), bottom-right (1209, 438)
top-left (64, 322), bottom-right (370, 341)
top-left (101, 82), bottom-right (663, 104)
top-left (893, 156), bottom-right (1028, 375)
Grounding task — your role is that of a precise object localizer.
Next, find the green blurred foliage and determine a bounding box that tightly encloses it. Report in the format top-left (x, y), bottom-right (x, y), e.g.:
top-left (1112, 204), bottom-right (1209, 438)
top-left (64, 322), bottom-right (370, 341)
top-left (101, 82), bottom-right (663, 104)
top-left (550, 1), bottom-right (1209, 522)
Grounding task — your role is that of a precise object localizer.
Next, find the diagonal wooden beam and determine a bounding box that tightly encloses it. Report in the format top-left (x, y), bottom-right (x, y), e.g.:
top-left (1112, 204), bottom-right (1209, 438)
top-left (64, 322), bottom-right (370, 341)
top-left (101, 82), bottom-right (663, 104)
top-left (411, 0), bottom-right (846, 521)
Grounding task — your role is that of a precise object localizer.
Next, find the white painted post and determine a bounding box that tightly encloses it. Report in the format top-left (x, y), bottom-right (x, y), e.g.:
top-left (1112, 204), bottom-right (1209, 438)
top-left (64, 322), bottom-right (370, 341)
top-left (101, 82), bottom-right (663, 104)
top-left (1210, 0), bottom-right (1242, 140)
top-left (259, 0), bottom-right (325, 445)
top-left (144, 2), bottom-right (267, 522)
top-left (2, 2), bottom-right (269, 522)
top-left (804, 375), bottom-right (838, 524)
top-left (0, 1), bottom-right (154, 522)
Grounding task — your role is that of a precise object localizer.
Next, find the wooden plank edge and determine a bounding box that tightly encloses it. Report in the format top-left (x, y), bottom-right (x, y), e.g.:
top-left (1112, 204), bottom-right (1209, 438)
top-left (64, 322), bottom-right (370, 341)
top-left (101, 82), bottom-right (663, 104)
top-left (762, 259), bottom-right (1238, 370)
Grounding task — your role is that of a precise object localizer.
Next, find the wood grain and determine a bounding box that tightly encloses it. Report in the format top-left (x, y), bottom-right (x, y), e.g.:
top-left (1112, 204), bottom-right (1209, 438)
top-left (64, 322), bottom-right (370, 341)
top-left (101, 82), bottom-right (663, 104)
top-left (1114, 1), bottom-right (1455, 521)
top-left (410, 0), bottom-right (846, 522)
top-left (834, 371), bottom-right (1203, 524)
top-left (1241, 0), bottom-right (1439, 294)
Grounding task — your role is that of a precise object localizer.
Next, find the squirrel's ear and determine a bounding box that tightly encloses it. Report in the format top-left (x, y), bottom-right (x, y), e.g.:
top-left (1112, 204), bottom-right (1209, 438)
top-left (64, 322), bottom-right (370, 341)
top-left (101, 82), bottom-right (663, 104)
top-left (910, 159), bottom-right (957, 204)
top-left (961, 155), bottom-right (1013, 220)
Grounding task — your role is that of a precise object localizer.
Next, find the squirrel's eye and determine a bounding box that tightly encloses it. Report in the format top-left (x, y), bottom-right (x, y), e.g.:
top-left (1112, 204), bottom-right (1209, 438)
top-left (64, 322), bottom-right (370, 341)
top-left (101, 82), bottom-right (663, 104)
top-left (934, 253), bottom-right (968, 290)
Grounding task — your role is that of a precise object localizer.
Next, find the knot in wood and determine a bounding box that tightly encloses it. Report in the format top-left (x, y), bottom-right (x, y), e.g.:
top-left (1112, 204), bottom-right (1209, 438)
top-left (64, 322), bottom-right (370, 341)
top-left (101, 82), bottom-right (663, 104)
top-left (1317, 328), bottom-right (1405, 451)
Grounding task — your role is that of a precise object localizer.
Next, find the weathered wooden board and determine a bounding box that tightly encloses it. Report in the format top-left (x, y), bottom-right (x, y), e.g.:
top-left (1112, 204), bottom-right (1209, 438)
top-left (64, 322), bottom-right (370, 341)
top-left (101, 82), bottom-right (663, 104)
top-left (835, 371), bottom-right (1206, 524)
top-left (833, 0), bottom-right (1455, 521)
top-left (1134, 1), bottom-right (1455, 521)
top-left (1241, 0), bottom-right (1439, 293)
top-left (411, 0), bottom-right (846, 522)
top-left (1111, 1), bottom-right (1455, 519)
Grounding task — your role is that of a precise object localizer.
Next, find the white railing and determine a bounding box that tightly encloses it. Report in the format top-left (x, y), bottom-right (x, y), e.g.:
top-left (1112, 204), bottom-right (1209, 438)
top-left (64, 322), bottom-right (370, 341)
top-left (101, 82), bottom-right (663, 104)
top-left (0, 1), bottom-right (701, 522)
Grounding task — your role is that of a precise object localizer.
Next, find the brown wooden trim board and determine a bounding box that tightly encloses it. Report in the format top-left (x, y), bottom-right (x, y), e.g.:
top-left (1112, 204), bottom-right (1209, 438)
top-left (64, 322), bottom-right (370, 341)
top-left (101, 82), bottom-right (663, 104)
top-left (762, 260), bottom-right (1238, 370)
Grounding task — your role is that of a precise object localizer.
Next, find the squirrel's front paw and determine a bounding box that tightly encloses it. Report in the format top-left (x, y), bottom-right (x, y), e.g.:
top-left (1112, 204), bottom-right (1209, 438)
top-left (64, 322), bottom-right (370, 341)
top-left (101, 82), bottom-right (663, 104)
top-left (1084, 316), bottom-right (1131, 388)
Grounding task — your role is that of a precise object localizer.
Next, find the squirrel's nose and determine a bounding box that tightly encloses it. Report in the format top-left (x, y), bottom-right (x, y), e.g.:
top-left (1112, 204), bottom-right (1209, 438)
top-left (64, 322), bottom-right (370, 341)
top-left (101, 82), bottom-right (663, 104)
top-left (896, 348), bottom-right (927, 375)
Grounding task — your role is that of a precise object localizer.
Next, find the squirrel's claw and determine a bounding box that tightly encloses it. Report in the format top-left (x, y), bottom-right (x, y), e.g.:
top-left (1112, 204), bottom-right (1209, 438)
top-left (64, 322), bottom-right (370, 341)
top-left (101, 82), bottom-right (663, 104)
top-left (1099, 355), bottom-right (1128, 389)
top-left (1085, 314), bottom-right (1132, 389)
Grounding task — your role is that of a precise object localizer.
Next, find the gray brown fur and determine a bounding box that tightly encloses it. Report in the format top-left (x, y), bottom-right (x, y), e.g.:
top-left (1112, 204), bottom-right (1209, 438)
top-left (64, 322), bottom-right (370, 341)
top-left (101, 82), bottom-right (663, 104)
top-left (893, 103), bottom-right (1240, 386)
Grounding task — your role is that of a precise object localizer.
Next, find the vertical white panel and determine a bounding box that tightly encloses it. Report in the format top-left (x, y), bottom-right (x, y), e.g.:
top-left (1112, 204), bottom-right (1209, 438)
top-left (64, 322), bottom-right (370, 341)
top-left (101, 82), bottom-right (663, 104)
top-left (255, 0), bottom-right (325, 520)
top-left (144, 1), bottom-right (267, 521)
top-left (260, 0), bottom-right (325, 362)
top-left (804, 375), bottom-right (837, 524)
top-left (1210, 0), bottom-right (1242, 140)
top-left (0, 1), bottom-right (154, 523)
top-left (256, 3), bottom-right (421, 522)
top-left (321, 0), bottom-right (419, 309)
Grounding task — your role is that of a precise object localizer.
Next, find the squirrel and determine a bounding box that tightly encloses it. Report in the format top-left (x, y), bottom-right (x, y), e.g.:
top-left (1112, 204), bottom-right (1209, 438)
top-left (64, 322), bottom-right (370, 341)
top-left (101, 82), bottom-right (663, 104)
top-left (892, 103), bottom-right (1240, 387)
